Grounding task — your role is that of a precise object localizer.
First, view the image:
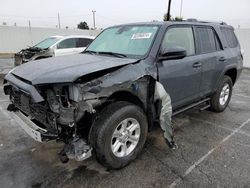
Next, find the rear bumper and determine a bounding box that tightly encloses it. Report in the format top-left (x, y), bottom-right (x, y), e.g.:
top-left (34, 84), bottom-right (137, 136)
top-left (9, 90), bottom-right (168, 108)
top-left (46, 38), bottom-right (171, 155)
top-left (11, 110), bottom-right (57, 142)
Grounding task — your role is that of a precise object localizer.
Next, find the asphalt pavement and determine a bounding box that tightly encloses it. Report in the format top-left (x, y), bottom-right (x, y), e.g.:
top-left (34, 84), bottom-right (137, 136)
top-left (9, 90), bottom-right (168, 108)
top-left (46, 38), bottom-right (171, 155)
top-left (0, 57), bottom-right (14, 78)
top-left (0, 67), bottom-right (250, 188)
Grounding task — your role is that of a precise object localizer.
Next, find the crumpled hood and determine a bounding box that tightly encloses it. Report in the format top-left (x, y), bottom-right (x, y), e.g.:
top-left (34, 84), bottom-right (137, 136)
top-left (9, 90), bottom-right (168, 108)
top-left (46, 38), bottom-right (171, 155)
top-left (10, 54), bottom-right (138, 85)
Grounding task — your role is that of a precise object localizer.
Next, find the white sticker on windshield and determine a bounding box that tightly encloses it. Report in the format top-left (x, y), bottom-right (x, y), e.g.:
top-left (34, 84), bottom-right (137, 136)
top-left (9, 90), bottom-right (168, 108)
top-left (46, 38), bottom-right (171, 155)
top-left (131, 33), bottom-right (152, 40)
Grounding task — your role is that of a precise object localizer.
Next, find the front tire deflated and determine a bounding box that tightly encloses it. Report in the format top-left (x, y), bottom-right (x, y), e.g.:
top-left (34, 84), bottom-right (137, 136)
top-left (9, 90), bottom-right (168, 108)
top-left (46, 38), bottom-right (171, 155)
top-left (90, 101), bottom-right (148, 169)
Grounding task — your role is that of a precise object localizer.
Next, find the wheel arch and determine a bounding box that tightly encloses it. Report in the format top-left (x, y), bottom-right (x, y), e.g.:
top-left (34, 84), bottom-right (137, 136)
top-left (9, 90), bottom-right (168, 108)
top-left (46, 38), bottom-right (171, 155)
top-left (224, 68), bottom-right (237, 85)
top-left (88, 76), bottom-right (157, 142)
top-left (107, 90), bottom-right (145, 110)
top-left (214, 66), bottom-right (238, 93)
top-left (35, 56), bottom-right (52, 60)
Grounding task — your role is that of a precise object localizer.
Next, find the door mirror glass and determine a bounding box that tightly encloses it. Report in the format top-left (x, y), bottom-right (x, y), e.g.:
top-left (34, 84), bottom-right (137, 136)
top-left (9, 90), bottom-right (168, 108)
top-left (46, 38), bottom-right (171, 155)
top-left (159, 47), bottom-right (187, 60)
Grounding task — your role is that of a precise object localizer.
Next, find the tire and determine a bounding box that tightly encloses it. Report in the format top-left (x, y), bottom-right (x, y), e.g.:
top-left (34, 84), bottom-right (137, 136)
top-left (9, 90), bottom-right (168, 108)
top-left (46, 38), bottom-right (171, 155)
top-left (210, 75), bottom-right (233, 112)
top-left (90, 101), bottom-right (148, 169)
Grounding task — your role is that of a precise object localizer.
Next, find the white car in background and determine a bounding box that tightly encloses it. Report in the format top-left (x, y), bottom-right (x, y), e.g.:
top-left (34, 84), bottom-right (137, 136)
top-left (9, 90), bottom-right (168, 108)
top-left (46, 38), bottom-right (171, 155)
top-left (14, 35), bottom-right (95, 66)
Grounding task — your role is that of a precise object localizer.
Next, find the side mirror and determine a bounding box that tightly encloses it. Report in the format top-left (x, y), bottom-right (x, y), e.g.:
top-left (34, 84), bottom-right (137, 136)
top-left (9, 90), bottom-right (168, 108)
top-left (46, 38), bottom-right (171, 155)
top-left (159, 47), bottom-right (187, 61)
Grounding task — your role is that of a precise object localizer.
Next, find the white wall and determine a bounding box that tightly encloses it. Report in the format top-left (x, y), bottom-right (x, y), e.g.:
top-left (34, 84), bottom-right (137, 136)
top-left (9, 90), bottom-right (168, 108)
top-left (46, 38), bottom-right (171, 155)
top-left (235, 29), bottom-right (250, 68)
top-left (0, 26), bottom-right (249, 67)
top-left (0, 26), bottom-right (101, 53)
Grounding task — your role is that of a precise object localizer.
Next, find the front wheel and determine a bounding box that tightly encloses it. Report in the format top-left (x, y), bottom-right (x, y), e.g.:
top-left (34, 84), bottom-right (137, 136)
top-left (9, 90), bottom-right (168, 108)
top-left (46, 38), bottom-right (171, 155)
top-left (210, 75), bottom-right (233, 112)
top-left (90, 101), bottom-right (148, 169)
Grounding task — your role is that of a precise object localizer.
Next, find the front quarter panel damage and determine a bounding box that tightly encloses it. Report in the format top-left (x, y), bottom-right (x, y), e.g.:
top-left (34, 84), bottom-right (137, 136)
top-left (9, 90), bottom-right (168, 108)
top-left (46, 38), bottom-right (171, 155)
top-left (76, 62), bottom-right (174, 145)
top-left (78, 63), bottom-right (158, 110)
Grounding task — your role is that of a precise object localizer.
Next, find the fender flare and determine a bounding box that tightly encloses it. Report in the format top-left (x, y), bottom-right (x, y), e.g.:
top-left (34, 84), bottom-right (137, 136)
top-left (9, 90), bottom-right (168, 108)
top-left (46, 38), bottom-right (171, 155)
top-left (213, 64), bottom-right (237, 93)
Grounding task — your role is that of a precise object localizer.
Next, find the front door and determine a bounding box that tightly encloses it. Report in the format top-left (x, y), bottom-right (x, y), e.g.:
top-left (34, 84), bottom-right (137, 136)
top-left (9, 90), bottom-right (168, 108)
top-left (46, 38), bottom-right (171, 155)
top-left (55, 38), bottom-right (78, 56)
top-left (157, 26), bottom-right (202, 109)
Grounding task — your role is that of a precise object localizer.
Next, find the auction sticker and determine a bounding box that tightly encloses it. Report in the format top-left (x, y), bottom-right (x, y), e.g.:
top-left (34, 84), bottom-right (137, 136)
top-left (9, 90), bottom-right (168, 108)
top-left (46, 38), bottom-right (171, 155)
top-left (131, 33), bottom-right (152, 40)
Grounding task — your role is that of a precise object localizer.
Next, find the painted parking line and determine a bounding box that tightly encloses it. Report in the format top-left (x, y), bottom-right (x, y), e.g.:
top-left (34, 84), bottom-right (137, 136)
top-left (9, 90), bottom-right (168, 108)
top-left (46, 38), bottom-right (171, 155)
top-left (233, 94), bottom-right (250, 99)
top-left (169, 118), bottom-right (250, 188)
top-left (234, 142), bottom-right (250, 148)
top-left (190, 117), bottom-right (250, 138)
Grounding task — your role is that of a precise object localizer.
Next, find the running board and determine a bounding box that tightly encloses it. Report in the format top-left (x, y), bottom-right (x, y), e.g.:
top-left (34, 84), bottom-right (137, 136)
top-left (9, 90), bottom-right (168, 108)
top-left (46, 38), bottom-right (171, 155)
top-left (199, 104), bottom-right (211, 111)
top-left (172, 98), bottom-right (210, 116)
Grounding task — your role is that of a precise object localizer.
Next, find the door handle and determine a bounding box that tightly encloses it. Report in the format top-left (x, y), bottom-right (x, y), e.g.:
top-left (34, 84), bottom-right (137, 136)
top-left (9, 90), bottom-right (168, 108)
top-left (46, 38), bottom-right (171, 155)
top-left (192, 62), bottom-right (202, 68)
top-left (219, 57), bottom-right (227, 62)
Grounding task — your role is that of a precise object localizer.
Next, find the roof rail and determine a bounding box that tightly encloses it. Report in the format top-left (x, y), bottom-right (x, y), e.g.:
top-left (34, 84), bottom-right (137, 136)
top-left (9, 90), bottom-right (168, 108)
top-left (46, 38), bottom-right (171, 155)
top-left (185, 18), bottom-right (227, 25)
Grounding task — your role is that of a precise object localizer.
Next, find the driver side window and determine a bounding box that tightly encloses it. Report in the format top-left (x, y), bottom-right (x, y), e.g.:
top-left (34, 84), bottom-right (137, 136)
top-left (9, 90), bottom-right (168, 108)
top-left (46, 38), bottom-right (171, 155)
top-left (161, 27), bottom-right (195, 56)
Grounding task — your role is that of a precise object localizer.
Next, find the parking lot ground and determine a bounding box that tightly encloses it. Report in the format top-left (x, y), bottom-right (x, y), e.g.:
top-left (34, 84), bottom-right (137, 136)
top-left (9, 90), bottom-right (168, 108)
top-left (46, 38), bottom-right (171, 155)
top-left (0, 69), bottom-right (250, 188)
top-left (0, 58), bottom-right (14, 78)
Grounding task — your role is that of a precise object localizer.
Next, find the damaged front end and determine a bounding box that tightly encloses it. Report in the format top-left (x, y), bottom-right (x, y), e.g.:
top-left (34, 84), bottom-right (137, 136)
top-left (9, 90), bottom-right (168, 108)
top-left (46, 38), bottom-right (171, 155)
top-left (14, 47), bottom-right (51, 66)
top-left (4, 75), bottom-right (96, 161)
top-left (4, 58), bottom-right (173, 163)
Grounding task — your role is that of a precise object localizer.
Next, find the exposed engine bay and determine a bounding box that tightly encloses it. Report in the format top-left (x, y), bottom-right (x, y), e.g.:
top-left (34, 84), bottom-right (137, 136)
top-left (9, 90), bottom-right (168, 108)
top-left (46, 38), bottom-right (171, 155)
top-left (14, 47), bottom-right (51, 66)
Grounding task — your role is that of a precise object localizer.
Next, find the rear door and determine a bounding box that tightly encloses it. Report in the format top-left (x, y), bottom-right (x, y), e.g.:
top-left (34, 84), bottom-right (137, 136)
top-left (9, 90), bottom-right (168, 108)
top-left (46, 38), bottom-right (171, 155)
top-left (75, 38), bottom-right (93, 53)
top-left (194, 26), bottom-right (224, 97)
top-left (220, 27), bottom-right (242, 71)
top-left (54, 38), bottom-right (77, 56)
top-left (158, 25), bottom-right (202, 109)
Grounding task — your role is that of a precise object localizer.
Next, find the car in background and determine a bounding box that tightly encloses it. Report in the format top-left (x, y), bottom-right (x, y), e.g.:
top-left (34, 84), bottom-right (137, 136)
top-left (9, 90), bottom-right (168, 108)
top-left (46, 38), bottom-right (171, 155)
top-left (14, 35), bottom-right (95, 66)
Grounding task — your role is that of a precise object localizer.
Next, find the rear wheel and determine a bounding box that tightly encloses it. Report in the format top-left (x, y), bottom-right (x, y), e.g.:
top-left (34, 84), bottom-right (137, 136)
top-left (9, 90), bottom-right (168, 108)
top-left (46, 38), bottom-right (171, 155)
top-left (210, 76), bottom-right (233, 112)
top-left (90, 101), bottom-right (148, 169)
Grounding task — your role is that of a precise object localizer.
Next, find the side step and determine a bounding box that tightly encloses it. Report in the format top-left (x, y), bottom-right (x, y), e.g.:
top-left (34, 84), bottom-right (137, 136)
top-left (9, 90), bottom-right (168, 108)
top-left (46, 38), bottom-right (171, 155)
top-left (199, 104), bottom-right (211, 111)
top-left (172, 98), bottom-right (210, 116)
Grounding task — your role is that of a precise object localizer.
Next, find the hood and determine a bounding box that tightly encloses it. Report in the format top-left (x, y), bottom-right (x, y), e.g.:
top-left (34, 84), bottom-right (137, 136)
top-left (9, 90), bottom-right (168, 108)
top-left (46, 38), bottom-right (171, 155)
top-left (10, 54), bottom-right (139, 85)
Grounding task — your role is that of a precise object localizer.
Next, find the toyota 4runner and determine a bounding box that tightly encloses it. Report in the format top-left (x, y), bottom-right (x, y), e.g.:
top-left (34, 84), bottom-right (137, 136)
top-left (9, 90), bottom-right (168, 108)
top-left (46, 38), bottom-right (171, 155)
top-left (4, 20), bottom-right (243, 169)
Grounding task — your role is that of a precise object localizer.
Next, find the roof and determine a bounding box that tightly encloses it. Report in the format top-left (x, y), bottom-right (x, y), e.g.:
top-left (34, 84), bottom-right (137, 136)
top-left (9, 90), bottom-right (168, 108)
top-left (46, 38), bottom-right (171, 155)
top-left (111, 20), bottom-right (233, 29)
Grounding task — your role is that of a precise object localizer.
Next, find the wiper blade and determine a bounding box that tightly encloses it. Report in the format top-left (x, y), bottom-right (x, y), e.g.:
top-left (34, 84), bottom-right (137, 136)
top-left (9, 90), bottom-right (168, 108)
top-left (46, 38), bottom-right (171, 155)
top-left (98, 51), bottom-right (127, 58)
top-left (82, 50), bottom-right (97, 55)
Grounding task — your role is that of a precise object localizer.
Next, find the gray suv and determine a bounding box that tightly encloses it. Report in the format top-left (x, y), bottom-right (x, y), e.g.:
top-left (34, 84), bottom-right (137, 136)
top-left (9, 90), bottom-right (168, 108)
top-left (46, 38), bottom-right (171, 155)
top-left (4, 21), bottom-right (243, 169)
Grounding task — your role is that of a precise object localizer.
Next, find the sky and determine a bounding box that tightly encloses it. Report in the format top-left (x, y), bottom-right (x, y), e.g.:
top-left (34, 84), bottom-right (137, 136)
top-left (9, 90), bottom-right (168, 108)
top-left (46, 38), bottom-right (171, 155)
top-left (1, 0), bottom-right (250, 29)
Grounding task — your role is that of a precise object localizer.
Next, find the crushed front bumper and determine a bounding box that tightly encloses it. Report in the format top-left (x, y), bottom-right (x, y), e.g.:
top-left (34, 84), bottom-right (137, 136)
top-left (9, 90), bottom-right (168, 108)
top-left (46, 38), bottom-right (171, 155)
top-left (11, 110), bottom-right (57, 142)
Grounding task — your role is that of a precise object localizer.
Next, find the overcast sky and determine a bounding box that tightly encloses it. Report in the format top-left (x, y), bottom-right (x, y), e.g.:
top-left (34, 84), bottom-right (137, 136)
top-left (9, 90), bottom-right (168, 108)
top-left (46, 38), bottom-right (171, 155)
top-left (1, 0), bottom-right (250, 29)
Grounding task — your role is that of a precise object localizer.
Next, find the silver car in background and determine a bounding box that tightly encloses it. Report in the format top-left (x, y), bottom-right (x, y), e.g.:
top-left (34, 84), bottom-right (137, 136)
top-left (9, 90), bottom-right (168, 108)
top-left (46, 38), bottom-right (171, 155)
top-left (14, 35), bottom-right (95, 66)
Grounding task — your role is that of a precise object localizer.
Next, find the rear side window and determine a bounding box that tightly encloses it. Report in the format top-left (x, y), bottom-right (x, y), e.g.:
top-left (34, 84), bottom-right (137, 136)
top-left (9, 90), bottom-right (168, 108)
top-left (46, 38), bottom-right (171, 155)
top-left (76, 38), bottom-right (93, 48)
top-left (220, 28), bottom-right (238, 48)
top-left (57, 38), bottom-right (76, 49)
top-left (162, 27), bottom-right (195, 56)
top-left (195, 27), bottom-right (221, 54)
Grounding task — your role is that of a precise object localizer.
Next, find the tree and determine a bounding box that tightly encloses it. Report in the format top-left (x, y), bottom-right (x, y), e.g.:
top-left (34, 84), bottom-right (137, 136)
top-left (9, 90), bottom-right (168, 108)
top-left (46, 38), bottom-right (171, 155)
top-left (174, 17), bottom-right (183, 21)
top-left (163, 13), bottom-right (183, 21)
top-left (163, 13), bottom-right (171, 21)
top-left (77, 21), bottom-right (89, 30)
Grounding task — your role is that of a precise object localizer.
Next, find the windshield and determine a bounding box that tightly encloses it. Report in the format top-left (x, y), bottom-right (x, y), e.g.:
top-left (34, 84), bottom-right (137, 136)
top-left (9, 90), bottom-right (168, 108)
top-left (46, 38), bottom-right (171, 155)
top-left (86, 25), bottom-right (159, 58)
top-left (34, 37), bottom-right (61, 49)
